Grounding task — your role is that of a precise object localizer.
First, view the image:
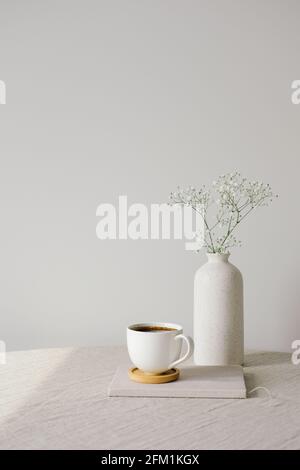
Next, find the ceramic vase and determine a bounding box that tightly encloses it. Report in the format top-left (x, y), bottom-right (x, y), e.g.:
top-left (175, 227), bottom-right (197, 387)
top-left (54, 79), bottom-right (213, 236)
top-left (194, 253), bottom-right (244, 365)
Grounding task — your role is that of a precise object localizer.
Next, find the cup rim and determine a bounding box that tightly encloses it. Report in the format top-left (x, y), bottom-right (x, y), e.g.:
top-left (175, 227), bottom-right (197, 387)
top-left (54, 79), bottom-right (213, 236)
top-left (127, 322), bottom-right (183, 334)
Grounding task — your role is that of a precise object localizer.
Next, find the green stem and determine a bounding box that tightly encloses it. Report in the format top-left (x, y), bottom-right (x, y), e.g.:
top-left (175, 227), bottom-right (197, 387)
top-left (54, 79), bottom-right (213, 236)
top-left (193, 206), bottom-right (216, 253)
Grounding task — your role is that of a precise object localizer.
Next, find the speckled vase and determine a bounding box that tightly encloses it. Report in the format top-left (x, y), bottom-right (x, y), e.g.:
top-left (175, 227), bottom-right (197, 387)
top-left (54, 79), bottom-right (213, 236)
top-left (194, 253), bottom-right (244, 365)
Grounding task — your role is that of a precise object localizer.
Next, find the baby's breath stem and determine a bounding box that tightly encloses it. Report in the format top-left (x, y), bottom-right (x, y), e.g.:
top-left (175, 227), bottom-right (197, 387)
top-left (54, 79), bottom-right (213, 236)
top-left (169, 173), bottom-right (276, 254)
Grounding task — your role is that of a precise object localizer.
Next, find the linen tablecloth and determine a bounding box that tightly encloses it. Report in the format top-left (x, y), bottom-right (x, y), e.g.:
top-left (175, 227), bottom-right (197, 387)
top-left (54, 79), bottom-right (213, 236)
top-left (0, 347), bottom-right (299, 449)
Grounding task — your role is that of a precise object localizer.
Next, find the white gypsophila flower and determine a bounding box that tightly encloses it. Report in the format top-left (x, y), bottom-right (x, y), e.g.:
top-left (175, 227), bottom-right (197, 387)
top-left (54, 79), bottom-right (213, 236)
top-left (169, 172), bottom-right (277, 253)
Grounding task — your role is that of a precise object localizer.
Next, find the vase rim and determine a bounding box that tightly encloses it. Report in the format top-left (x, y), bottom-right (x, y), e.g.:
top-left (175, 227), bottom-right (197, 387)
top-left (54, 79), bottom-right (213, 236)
top-left (206, 252), bottom-right (230, 261)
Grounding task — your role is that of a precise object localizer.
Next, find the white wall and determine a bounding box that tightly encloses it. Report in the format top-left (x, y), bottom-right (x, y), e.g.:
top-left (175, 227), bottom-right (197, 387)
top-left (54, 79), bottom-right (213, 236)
top-left (0, 0), bottom-right (299, 352)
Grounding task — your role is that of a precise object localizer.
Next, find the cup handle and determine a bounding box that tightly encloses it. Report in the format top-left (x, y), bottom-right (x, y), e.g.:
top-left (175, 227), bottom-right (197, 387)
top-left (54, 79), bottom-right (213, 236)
top-left (168, 334), bottom-right (194, 369)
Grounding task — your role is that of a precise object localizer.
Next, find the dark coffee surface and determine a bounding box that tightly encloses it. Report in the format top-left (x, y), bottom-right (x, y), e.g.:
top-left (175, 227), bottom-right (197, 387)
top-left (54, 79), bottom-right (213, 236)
top-left (133, 326), bottom-right (177, 333)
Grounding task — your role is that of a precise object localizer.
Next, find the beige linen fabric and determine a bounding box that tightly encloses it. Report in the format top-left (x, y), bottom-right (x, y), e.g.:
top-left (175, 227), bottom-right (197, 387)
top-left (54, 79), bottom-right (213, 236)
top-left (0, 348), bottom-right (299, 449)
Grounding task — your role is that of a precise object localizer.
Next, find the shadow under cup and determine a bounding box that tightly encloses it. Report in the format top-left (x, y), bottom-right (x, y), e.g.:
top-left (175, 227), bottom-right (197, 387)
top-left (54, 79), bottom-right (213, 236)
top-left (127, 322), bottom-right (189, 375)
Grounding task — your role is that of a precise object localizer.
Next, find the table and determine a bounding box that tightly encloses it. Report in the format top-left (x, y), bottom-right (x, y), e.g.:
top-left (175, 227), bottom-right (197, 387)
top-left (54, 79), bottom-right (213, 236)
top-left (0, 347), bottom-right (299, 449)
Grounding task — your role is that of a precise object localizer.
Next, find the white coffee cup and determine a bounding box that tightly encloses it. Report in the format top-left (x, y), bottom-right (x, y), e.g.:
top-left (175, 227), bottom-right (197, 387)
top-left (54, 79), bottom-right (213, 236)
top-left (127, 322), bottom-right (194, 375)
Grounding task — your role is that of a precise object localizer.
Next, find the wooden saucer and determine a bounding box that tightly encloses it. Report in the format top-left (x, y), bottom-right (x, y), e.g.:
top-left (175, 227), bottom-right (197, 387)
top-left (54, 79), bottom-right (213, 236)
top-left (128, 367), bottom-right (180, 384)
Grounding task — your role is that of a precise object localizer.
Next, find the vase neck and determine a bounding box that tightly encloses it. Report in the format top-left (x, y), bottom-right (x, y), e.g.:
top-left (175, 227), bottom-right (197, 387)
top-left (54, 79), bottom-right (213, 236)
top-left (206, 253), bottom-right (230, 263)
